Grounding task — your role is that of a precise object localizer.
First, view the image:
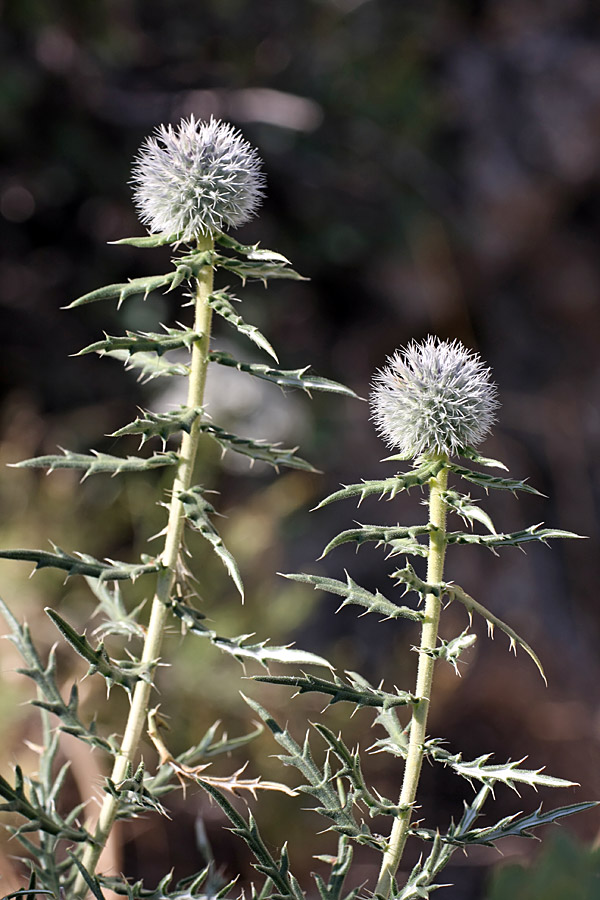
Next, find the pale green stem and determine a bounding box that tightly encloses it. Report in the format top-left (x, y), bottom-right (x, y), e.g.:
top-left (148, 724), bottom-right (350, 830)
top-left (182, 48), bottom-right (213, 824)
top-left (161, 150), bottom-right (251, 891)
top-left (375, 458), bottom-right (449, 898)
top-left (74, 235), bottom-right (214, 894)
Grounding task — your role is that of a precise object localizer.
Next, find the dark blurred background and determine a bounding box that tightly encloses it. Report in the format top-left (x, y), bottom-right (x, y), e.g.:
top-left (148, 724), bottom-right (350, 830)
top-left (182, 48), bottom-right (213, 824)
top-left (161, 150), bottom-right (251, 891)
top-left (1, 0), bottom-right (600, 897)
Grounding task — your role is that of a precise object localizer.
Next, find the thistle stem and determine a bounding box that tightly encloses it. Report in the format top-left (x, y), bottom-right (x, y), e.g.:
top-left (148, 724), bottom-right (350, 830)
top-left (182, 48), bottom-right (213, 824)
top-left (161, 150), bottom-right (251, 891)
top-left (375, 458), bottom-right (449, 898)
top-left (75, 235), bottom-right (214, 893)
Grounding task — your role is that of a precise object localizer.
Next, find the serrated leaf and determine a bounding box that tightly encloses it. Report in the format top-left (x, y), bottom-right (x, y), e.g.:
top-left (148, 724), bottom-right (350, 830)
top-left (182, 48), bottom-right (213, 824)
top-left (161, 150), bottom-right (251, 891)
top-left (241, 695), bottom-right (378, 847)
top-left (442, 490), bottom-right (496, 534)
top-left (390, 833), bottom-right (454, 899)
top-left (314, 459), bottom-right (446, 509)
top-left (76, 326), bottom-right (203, 358)
top-left (179, 486), bottom-right (244, 599)
top-left (0, 768), bottom-right (89, 843)
top-left (200, 422), bottom-right (317, 472)
top-left (211, 633), bottom-right (333, 670)
top-left (314, 724), bottom-right (402, 818)
top-left (196, 780), bottom-right (303, 900)
top-left (281, 572), bottom-right (425, 622)
top-left (209, 350), bottom-right (358, 397)
top-left (0, 597), bottom-right (112, 752)
top-left (421, 631), bottom-right (477, 674)
top-left (104, 349), bottom-right (190, 382)
top-left (12, 448), bottom-right (178, 479)
top-left (111, 407), bottom-right (203, 447)
top-left (110, 232), bottom-right (180, 247)
top-left (444, 801), bottom-right (598, 846)
top-left (450, 464), bottom-right (543, 495)
top-left (0, 545), bottom-right (161, 581)
top-left (313, 835), bottom-right (355, 900)
top-left (215, 233), bottom-right (292, 265)
top-left (45, 609), bottom-right (152, 692)
top-left (66, 273), bottom-right (176, 309)
top-left (255, 672), bottom-right (414, 711)
top-left (214, 253), bottom-right (306, 285)
top-left (208, 290), bottom-right (278, 361)
top-left (458, 447), bottom-right (508, 470)
top-left (443, 582), bottom-right (546, 683)
top-left (320, 524), bottom-right (430, 558)
top-left (445, 524), bottom-right (583, 552)
top-left (428, 745), bottom-right (578, 791)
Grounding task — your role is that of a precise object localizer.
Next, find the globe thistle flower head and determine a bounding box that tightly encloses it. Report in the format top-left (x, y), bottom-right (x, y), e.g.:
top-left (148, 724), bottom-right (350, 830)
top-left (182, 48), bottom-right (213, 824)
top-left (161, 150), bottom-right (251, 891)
top-left (132, 116), bottom-right (265, 241)
top-left (370, 337), bottom-right (499, 460)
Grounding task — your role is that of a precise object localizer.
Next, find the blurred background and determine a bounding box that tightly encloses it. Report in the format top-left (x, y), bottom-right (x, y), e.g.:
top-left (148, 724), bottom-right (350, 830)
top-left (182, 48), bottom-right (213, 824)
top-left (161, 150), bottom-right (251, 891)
top-left (1, 0), bottom-right (600, 896)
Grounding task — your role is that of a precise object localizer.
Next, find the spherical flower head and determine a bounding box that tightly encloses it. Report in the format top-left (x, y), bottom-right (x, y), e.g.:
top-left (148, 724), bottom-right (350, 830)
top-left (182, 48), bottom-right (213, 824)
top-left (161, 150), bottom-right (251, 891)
top-left (370, 337), bottom-right (499, 459)
top-left (131, 115), bottom-right (265, 241)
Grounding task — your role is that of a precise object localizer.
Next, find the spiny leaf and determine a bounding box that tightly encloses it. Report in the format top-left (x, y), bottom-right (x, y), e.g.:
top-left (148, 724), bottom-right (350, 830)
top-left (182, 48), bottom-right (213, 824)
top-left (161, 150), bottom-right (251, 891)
top-left (76, 326), bottom-right (203, 358)
top-left (255, 671), bottom-right (415, 711)
top-left (209, 350), bottom-right (358, 397)
top-left (195, 779), bottom-right (302, 900)
top-left (110, 232), bottom-right (180, 248)
top-left (445, 524), bottom-right (583, 553)
top-left (111, 407), bottom-right (203, 447)
top-left (214, 253), bottom-right (306, 285)
top-left (420, 631), bottom-right (477, 674)
top-left (443, 582), bottom-right (546, 683)
top-left (320, 524), bottom-right (430, 558)
top-left (215, 233), bottom-right (292, 264)
top-left (0, 597), bottom-right (112, 752)
top-left (313, 835), bottom-right (356, 900)
top-left (242, 695), bottom-right (377, 847)
top-left (179, 486), bottom-right (244, 599)
top-left (208, 290), bottom-right (278, 361)
top-left (0, 767), bottom-right (89, 842)
top-left (442, 490), bottom-right (496, 534)
top-left (391, 563), bottom-right (443, 599)
top-left (211, 633), bottom-right (334, 671)
top-left (314, 459), bottom-right (446, 509)
top-left (450, 463), bottom-right (543, 495)
top-left (390, 566), bottom-right (546, 682)
top-left (437, 801), bottom-right (599, 847)
top-left (200, 422), bottom-right (317, 472)
top-left (66, 272), bottom-right (176, 309)
top-left (0, 545), bottom-right (161, 582)
top-left (45, 609), bottom-right (153, 692)
top-left (169, 598), bottom-right (333, 670)
top-left (104, 349), bottom-right (190, 382)
top-left (314, 724), bottom-right (403, 817)
top-left (457, 447), bottom-right (508, 470)
top-left (390, 833), bottom-right (454, 899)
top-left (12, 448), bottom-right (178, 479)
top-left (427, 744), bottom-right (578, 792)
top-left (281, 571), bottom-right (426, 622)
top-left (87, 577), bottom-right (146, 641)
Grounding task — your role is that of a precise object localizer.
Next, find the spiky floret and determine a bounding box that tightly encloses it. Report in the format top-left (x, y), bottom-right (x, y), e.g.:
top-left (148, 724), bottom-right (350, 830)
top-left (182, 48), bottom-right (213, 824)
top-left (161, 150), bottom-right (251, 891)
top-left (370, 337), bottom-right (499, 459)
top-left (132, 116), bottom-right (265, 241)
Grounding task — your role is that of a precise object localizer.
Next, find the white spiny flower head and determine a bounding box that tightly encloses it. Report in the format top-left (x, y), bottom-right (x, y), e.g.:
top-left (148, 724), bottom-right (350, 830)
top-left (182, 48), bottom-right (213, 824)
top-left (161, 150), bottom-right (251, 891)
top-left (131, 115), bottom-right (265, 241)
top-left (370, 337), bottom-right (499, 459)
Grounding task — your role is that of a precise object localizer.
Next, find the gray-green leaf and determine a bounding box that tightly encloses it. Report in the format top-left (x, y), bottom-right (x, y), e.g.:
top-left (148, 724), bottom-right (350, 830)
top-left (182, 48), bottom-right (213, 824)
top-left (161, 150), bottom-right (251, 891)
top-left (179, 486), bottom-right (244, 599)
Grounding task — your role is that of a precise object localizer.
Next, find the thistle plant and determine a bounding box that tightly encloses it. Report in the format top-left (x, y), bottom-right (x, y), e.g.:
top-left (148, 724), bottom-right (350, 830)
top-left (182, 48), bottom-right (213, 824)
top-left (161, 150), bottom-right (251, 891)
top-left (0, 117), bottom-right (355, 896)
top-left (199, 336), bottom-right (594, 899)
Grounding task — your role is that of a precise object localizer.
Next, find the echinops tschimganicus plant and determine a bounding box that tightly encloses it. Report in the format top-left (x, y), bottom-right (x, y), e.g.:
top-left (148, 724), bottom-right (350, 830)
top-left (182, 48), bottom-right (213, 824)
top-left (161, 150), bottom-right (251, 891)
top-left (0, 116), bottom-right (356, 896)
top-left (209, 336), bottom-right (594, 899)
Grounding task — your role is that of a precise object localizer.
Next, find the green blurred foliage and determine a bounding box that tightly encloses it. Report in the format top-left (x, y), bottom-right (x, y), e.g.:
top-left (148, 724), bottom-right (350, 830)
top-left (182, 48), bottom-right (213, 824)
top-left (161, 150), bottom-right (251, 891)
top-left (485, 833), bottom-right (600, 900)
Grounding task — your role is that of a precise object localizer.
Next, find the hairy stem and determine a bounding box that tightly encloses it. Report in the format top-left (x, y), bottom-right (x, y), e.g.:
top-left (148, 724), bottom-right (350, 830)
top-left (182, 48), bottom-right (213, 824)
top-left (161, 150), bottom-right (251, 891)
top-left (75, 235), bottom-right (214, 893)
top-left (375, 458), bottom-right (449, 898)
